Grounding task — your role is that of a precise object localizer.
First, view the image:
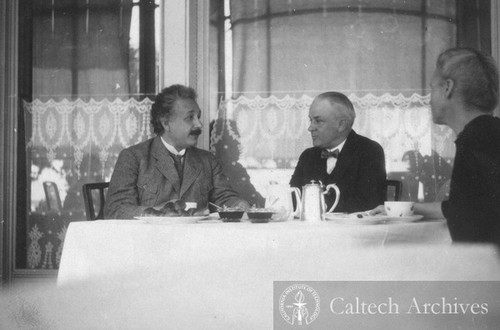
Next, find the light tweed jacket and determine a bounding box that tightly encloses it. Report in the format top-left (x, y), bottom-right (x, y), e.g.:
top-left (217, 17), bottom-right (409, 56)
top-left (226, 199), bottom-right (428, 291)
top-left (104, 136), bottom-right (244, 219)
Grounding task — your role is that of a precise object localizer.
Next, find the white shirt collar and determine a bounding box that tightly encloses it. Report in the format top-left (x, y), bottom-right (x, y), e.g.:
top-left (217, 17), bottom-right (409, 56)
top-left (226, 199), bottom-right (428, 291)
top-left (327, 138), bottom-right (347, 153)
top-left (160, 137), bottom-right (186, 156)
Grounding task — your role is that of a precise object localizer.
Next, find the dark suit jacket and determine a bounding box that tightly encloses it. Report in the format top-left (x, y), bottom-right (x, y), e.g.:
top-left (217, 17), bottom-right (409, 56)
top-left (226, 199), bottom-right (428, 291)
top-left (441, 115), bottom-right (500, 243)
top-left (104, 137), bottom-right (244, 219)
top-left (290, 130), bottom-right (386, 213)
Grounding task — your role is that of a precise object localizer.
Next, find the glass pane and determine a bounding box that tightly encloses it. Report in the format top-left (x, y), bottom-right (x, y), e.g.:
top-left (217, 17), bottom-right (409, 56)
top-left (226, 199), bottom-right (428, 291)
top-left (18, 0), bottom-right (160, 270)
top-left (208, 0), bottom-right (491, 208)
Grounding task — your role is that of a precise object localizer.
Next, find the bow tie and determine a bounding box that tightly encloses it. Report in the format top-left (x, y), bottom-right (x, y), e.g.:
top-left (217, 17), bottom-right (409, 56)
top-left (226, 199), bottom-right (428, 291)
top-left (321, 149), bottom-right (340, 159)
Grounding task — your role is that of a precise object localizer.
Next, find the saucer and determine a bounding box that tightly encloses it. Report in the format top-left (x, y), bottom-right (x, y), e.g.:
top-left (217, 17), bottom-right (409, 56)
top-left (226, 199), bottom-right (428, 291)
top-left (325, 213), bottom-right (387, 225)
top-left (324, 213), bottom-right (424, 225)
top-left (384, 214), bottom-right (424, 223)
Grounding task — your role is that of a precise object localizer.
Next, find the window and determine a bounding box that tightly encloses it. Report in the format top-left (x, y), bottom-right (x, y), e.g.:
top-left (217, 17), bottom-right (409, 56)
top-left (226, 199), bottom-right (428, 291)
top-left (208, 0), bottom-right (491, 207)
top-left (17, 0), bottom-right (160, 270)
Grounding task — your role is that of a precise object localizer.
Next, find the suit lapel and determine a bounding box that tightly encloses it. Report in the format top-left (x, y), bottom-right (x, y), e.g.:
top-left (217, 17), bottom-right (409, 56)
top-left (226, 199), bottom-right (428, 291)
top-left (180, 149), bottom-right (202, 197)
top-left (152, 137), bottom-right (181, 193)
top-left (330, 130), bottom-right (357, 179)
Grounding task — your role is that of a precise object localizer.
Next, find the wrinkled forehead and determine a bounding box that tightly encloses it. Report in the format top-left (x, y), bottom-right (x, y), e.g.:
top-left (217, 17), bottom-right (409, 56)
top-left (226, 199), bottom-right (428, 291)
top-left (171, 98), bottom-right (201, 116)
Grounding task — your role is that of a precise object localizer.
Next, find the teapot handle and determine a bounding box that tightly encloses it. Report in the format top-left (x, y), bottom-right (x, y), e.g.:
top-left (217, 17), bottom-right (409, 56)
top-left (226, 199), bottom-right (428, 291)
top-left (324, 184), bottom-right (340, 213)
top-left (291, 187), bottom-right (302, 218)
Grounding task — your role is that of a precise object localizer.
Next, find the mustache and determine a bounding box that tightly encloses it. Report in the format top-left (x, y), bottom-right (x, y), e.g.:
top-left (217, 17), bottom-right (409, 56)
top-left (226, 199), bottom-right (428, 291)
top-left (190, 128), bottom-right (202, 136)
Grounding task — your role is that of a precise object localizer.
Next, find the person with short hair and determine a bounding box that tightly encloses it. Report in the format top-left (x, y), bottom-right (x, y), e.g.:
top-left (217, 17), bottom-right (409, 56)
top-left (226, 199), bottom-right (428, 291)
top-left (373, 47), bottom-right (500, 243)
top-left (104, 84), bottom-right (249, 219)
top-left (290, 91), bottom-right (386, 213)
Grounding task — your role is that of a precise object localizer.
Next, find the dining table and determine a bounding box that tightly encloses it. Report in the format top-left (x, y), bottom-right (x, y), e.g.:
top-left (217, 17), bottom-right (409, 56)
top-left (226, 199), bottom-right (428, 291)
top-left (51, 216), bottom-right (500, 329)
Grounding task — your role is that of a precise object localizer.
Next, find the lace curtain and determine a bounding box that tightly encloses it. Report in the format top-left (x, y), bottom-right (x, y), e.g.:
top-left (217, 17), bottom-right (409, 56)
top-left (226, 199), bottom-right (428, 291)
top-left (26, 98), bottom-right (153, 213)
top-left (25, 91), bottom-right (455, 222)
top-left (210, 94), bottom-right (455, 205)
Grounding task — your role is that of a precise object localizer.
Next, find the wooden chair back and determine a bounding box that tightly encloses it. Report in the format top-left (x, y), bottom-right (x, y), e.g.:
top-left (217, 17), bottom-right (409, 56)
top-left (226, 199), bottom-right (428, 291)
top-left (385, 179), bottom-right (403, 201)
top-left (43, 181), bottom-right (63, 212)
top-left (82, 182), bottom-right (110, 220)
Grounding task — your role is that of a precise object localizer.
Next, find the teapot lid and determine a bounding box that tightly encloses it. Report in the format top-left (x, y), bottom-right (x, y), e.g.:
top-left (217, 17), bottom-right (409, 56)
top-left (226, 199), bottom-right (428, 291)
top-left (304, 180), bottom-right (323, 187)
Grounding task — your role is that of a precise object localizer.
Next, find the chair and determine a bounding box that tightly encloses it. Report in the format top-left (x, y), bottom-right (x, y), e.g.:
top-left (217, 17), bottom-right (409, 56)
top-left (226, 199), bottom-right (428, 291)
top-left (43, 181), bottom-right (63, 212)
top-left (385, 179), bottom-right (402, 201)
top-left (82, 182), bottom-right (110, 220)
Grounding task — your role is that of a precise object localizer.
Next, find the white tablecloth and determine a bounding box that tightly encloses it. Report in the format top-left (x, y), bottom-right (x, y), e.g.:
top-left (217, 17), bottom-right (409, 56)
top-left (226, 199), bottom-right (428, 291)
top-left (58, 219), bottom-right (452, 284)
top-left (51, 219), bottom-right (500, 329)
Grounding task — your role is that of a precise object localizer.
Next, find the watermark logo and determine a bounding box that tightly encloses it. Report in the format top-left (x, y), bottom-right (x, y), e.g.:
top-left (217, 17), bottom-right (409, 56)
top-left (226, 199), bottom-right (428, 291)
top-left (279, 284), bottom-right (320, 325)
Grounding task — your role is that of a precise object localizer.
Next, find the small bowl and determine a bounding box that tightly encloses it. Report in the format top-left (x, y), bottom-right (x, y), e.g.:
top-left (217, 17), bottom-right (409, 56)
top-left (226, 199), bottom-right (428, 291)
top-left (218, 210), bottom-right (245, 222)
top-left (246, 209), bottom-right (274, 223)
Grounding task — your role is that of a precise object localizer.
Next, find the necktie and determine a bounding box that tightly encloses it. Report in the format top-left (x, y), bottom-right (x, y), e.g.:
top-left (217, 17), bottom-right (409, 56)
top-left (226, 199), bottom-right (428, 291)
top-left (321, 149), bottom-right (340, 159)
top-left (321, 149), bottom-right (339, 174)
top-left (172, 154), bottom-right (184, 179)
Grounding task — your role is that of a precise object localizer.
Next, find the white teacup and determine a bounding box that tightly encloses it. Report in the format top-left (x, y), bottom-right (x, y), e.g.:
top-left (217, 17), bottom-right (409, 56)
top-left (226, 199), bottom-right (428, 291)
top-left (384, 201), bottom-right (415, 217)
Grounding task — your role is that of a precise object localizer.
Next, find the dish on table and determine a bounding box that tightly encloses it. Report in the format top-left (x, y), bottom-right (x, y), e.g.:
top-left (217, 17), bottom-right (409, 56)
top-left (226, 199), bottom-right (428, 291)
top-left (136, 216), bottom-right (208, 224)
top-left (246, 208), bottom-right (275, 223)
top-left (218, 207), bottom-right (245, 222)
top-left (324, 212), bottom-right (424, 225)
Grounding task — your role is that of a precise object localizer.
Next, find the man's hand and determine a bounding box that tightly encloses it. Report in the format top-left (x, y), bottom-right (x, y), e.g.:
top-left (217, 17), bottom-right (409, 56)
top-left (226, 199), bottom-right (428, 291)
top-left (368, 204), bottom-right (386, 216)
top-left (232, 199), bottom-right (251, 210)
top-left (162, 199), bottom-right (186, 213)
top-left (186, 207), bottom-right (209, 216)
top-left (142, 207), bottom-right (165, 216)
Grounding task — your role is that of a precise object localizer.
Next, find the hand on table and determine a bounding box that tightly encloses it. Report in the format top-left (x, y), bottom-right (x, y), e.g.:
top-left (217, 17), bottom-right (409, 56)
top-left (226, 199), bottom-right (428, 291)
top-left (142, 199), bottom-right (207, 217)
top-left (368, 205), bottom-right (387, 216)
top-left (229, 199), bottom-right (251, 211)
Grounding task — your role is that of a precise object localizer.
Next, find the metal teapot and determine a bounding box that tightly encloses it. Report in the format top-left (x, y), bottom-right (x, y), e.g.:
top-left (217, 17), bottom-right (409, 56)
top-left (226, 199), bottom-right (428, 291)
top-left (300, 180), bottom-right (340, 222)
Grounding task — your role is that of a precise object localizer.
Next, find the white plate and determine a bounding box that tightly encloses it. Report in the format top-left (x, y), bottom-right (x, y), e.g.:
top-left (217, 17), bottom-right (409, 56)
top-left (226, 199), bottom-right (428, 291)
top-left (135, 216), bottom-right (208, 225)
top-left (324, 213), bottom-right (424, 225)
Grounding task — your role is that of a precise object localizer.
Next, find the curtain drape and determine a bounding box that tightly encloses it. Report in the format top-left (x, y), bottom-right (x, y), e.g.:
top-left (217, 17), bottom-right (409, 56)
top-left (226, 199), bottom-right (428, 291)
top-left (32, 0), bottom-right (133, 100)
top-left (229, 0), bottom-right (456, 96)
top-left (211, 0), bottom-right (459, 204)
top-left (26, 0), bottom-right (137, 270)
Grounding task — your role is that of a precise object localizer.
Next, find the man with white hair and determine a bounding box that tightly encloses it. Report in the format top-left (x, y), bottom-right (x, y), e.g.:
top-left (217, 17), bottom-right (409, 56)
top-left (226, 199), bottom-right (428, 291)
top-left (415, 48), bottom-right (500, 243)
top-left (373, 47), bottom-right (500, 244)
top-left (290, 91), bottom-right (386, 213)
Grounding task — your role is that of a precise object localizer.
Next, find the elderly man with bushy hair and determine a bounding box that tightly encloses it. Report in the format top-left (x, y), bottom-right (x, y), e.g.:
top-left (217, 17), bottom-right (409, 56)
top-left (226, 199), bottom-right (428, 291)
top-left (105, 84), bottom-right (248, 219)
